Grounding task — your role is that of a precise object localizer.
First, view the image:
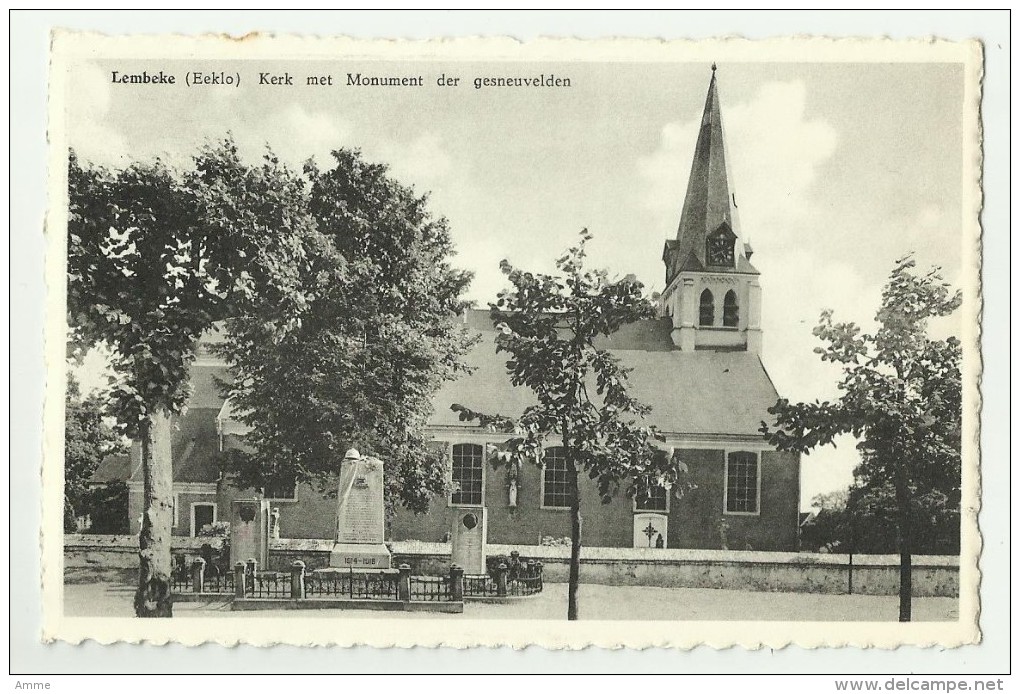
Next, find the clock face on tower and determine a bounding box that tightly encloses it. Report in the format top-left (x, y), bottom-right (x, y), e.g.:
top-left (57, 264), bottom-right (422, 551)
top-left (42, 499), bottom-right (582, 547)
top-left (707, 233), bottom-right (734, 266)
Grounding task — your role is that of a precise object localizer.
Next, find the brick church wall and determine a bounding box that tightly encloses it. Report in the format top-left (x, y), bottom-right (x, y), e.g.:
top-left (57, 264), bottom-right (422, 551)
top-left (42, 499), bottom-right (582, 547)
top-left (386, 445), bottom-right (800, 551)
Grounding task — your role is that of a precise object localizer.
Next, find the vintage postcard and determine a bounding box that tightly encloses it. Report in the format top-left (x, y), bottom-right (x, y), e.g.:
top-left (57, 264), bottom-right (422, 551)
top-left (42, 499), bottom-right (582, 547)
top-left (44, 32), bottom-right (983, 649)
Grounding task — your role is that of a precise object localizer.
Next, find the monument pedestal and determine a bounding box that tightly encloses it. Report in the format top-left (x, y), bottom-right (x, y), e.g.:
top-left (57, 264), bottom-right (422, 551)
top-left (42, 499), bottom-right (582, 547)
top-left (328, 542), bottom-right (392, 570)
top-left (230, 499), bottom-right (270, 567)
top-left (329, 450), bottom-right (391, 570)
top-left (451, 508), bottom-right (487, 575)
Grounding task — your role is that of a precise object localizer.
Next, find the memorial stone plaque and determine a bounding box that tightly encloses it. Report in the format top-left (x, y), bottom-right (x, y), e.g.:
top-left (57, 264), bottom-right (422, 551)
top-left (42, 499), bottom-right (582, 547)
top-left (230, 498), bottom-right (270, 567)
top-left (329, 450), bottom-right (392, 569)
top-left (336, 455), bottom-right (385, 544)
top-left (633, 512), bottom-right (668, 549)
top-left (451, 508), bottom-right (487, 575)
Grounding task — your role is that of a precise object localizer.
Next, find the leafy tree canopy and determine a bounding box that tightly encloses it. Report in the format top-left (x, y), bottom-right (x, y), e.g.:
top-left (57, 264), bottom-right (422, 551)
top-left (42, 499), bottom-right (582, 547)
top-left (451, 230), bottom-right (693, 620)
top-left (215, 149), bottom-right (476, 513)
top-left (762, 255), bottom-right (962, 619)
top-left (762, 255), bottom-right (962, 466)
top-left (64, 372), bottom-right (126, 531)
top-left (68, 140), bottom-right (316, 436)
top-left (453, 230), bottom-right (692, 500)
top-left (68, 138), bottom-right (320, 616)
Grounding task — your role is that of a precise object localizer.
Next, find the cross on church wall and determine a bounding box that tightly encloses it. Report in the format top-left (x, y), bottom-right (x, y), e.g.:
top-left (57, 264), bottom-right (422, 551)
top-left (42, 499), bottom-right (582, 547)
top-left (643, 521), bottom-right (657, 547)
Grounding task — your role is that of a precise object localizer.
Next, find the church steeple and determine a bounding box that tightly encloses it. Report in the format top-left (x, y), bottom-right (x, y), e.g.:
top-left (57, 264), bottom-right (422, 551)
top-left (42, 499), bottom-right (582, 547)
top-left (660, 66), bottom-right (763, 355)
top-left (677, 64), bottom-right (733, 260)
top-left (663, 66), bottom-right (755, 286)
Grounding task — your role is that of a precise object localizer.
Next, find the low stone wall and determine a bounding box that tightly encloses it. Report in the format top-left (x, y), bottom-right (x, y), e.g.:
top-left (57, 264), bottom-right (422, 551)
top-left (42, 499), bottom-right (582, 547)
top-left (391, 543), bottom-right (959, 597)
top-left (64, 534), bottom-right (226, 569)
top-left (64, 535), bottom-right (959, 597)
top-left (265, 538), bottom-right (333, 571)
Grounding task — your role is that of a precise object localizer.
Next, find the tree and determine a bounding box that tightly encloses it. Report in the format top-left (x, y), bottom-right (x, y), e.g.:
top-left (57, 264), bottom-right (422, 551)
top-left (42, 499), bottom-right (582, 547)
top-left (215, 149), bottom-right (476, 514)
top-left (762, 256), bottom-right (962, 621)
top-left (67, 140), bottom-right (315, 616)
top-left (798, 490), bottom-right (851, 554)
top-left (801, 478), bottom-right (961, 556)
top-left (64, 372), bottom-right (125, 532)
top-left (452, 230), bottom-right (692, 620)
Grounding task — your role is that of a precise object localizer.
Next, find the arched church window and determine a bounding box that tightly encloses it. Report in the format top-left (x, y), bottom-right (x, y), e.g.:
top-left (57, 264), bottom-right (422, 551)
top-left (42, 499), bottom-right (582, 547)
top-left (723, 290), bottom-right (739, 327)
top-left (699, 289), bottom-right (715, 326)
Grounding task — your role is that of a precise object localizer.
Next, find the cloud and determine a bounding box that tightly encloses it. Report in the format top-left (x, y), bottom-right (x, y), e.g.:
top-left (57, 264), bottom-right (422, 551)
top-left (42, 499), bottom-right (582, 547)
top-left (636, 120), bottom-right (698, 216)
top-left (725, 81), bottom-right (838, 242)
top-left (371, 132), bottom-right (453, 190)
top-left (213, 103), bottom-right (354, 172)
top-left (65, 62), bottom-right (130, 166)
top-left (638, 80), bottom-right (838, 250)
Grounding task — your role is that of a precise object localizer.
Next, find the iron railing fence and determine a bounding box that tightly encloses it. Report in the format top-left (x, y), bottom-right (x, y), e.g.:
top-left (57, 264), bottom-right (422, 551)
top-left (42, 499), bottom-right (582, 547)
top-left (168, 558), bottom-right (543, 601)
top-left (304, 569), bottom-right (400, 601)
top-left (247, 571), bottom-right (291, 599)
top-left (169, 569), bottom-right (192, 594)
top-left (410, 575), bottom-right (451, 602)
top-left (507, 573), bottom-right (543, 597)
top-left (463, 574), bottom-right (500, 598)
top-left (463, 561), bottom-right (544, 598)
top-left (202, 569), bottom-right (235, 594)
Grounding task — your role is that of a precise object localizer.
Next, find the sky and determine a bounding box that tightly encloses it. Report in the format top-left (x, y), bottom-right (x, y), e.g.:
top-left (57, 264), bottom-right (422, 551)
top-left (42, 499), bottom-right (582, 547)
top-left (65, 57), bottom-right (968, 509)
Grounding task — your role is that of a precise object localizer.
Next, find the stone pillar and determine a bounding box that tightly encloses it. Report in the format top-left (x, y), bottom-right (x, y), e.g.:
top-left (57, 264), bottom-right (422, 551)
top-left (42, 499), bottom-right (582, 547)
top-left (672, 277), bottom-right (697, 351)
top-left (245, 558), bottom-right (258, 596)
top-left (191, 557), bottom-right (206, 594)
top-left (449, 564), bottom-right (464, 602)
top-left (746, 279), bottom-right (763, 355)
top-left (233, 562), bottom-right (246, 598)
top-left (496, 562), bottom-right (508, 597)
top-left (536, 562), bottom-right (544, 590)
top-left (290, 560), bottom-right (306, 600)
top-left (397, 564), bottom-right (411, 602)
top-left (451, 508), bottom-right (487, 575)
top-left (230, 499), bottom-right (270, 568)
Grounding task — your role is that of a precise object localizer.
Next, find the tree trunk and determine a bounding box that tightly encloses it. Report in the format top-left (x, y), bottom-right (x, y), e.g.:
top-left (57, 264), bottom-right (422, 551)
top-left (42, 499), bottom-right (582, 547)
top-left (567, 458), bottom-right (582, 622)
top-left (134, 412), bottom-right (174, 618)
top-left (898, 545), bottom-right (912, 622)
top-left (894, 466), bottom-right (912, 623)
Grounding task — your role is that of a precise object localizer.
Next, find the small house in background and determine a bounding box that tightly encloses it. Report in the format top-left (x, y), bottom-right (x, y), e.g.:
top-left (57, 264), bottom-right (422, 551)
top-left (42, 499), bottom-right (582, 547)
top-left (78, 453), bottom-right (131, 534)
top-left (102, 68), bottom-right (802, 551)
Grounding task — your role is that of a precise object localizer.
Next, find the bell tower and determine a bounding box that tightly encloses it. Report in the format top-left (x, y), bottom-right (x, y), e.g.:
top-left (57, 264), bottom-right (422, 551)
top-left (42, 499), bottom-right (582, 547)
top-left (660, 65), bottom-right (762, 354)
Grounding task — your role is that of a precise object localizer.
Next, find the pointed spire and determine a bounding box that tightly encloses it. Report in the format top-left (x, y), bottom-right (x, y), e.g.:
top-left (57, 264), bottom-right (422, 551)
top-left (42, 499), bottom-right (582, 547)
top-left (663, 66), bottom-right (753, 283)
top-left (677, 66), bottom-right (733, 248)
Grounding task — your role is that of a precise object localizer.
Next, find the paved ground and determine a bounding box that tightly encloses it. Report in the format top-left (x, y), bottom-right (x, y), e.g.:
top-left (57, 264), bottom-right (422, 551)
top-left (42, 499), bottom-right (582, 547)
top-left (64, 568), bottom-right (957, 621)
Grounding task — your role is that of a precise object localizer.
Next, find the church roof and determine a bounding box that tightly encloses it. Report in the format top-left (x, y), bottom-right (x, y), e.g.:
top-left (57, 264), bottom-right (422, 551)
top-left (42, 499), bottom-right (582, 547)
top-left (665, 67), bottom-right (758, 284)
top-left (90, 453), bottom-right (134, 485)
top-left (102, 407), bottom-right (223, 485)
top-left (98, 300), bottom-right (778, 489)
top-left (431, 309), bottom-right (779, 438)
top-left (167, 408), bottom-right (222, 483)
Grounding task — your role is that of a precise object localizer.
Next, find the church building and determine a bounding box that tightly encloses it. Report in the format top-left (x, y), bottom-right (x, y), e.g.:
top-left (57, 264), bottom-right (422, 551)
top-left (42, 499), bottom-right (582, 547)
top-left (105, 68), bottom-right (801, 552)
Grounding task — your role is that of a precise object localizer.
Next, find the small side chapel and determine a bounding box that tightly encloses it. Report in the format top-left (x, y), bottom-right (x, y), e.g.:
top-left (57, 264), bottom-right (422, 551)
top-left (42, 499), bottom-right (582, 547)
top-left (104, 67), bottom-right (801, 552)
